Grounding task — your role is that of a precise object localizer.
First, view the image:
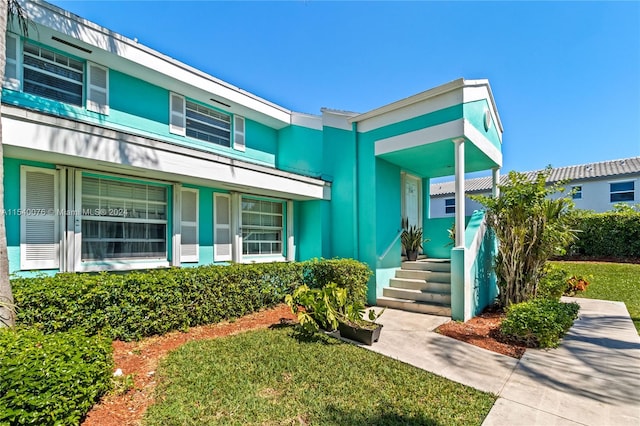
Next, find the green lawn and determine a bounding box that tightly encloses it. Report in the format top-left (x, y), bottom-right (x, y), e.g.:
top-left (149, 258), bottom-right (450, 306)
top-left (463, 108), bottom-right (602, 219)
top-left (552, 261), bottom-right (640, 333)
top-left (144, 327), bottom-right (495, 426)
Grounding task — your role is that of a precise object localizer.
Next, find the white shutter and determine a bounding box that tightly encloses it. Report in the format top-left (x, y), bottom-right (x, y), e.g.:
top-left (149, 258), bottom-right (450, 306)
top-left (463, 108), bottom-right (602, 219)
top-left (170, 92), bottom-right (186, 136)
top-left (4, 33), bottom-right (20, 90)
top-left (180, 188), bottom-right (199, 262)
top-left (20, 166), bottom-right (59, 270)
top-left (86, 62), bottom-right (109, 114)
top-left (214, 193), bottom-right (232, 261)
top-left (233, 115), bottom-right (245, 152)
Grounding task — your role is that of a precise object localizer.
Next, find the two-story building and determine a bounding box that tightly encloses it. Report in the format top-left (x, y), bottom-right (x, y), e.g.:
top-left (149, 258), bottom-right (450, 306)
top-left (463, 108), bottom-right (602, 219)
top-left (3, 0), bottom-right (505, 321)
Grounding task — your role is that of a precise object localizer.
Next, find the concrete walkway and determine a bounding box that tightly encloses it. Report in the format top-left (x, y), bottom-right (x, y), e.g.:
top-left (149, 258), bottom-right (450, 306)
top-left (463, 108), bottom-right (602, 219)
top-left (348, 297), bottom-right (640, 425)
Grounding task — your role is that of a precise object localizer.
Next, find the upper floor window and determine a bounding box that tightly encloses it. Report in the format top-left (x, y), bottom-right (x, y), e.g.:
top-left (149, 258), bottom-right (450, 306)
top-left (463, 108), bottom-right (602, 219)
top-left (445, 198), bottom-right (455, 214)
top-left (572, 185), bottom-right (582, 200)
top-left (4, 34), bottom-right (109, 114)
top-left (610, 181), bottom-right (635, 202)
top-left (186, 100), bottom-right (231, 147)
top-left (23, 41), bottom-right (84, 106)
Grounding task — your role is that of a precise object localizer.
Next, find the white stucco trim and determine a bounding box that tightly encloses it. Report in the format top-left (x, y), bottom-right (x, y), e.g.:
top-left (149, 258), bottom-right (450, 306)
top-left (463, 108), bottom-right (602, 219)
top-left (321, 108), bottom-right (356, 131)
top-left (24, 0), bottom-right (291, 127)
top-left (2, 106), bottom-right (329, 201)
top-left (291, 112), bottom-right (323, 130)
top-left (374, 119), bottom-right (464, 156)
top-left (463, 119), bottom-right (502, 168)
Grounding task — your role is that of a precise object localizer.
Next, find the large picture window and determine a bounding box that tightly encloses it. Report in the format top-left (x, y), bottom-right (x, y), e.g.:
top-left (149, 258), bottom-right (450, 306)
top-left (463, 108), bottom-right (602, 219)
top-left (241, 198), bottom-right (283, 256)
top-left (186, 100), bottom-right (231, 147)
top-left (22, 41), bottom-right (83, 106)
top-left (81, 176), bottom-right (168, 261)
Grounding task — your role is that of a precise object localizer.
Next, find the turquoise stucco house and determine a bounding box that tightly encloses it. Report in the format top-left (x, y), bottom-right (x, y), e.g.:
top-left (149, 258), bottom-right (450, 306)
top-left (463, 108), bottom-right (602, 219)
top-left (3, 0), bottom-right (503, 321)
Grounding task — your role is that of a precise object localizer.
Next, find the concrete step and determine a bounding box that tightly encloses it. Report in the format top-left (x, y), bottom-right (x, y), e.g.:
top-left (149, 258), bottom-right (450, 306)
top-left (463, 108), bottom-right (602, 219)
top-left (401, 259), bottom-right (451, 273)
top-left (395, 269), bottom-right (451, 283)
top-left (383, 287), bottom-right (451, 305)
top-left (376, 296), bottom-right (452, 316)
top-left (389, 277), bottom-right (451, 293)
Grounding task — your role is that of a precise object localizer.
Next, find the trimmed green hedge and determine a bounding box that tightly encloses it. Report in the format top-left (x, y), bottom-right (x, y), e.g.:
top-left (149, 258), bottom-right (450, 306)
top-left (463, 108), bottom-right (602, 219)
top-left (501, 298), bottom-right (580, 348)
top-left (13, 259), bottom-right (371, 341)
top-left (568, 209), bottom-right (640, 258)
top-left (0, 327), bottom-right (113, 425)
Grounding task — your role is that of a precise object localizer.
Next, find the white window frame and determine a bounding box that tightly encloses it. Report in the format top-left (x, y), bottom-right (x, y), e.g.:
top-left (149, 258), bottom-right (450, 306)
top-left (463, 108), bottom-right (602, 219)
top-left (609, 180), bottom-right (635, 203)
top-left (179, 187), bottom-right (199, 263)
top-left (22, 40), bottom-right (84, 107)
top-left (86, 61), bottom-right (109, 115)
top-left (20, 166), bottom-right (60, 270)
top-left (445, 198), bottom-right (455, 215)
top-left (77, 173), bottom-right (169, 265)
top-left (185, 100), bottom-right (232, 147)
top-left (241, 196), bottom-right (285, 259)
top-left (571, 185), bottom-right (582, 200)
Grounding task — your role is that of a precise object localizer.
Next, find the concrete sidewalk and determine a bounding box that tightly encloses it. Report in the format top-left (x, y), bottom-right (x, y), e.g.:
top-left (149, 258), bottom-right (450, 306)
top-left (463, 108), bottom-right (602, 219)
top-left (350, 298), bottom-right (640, 426)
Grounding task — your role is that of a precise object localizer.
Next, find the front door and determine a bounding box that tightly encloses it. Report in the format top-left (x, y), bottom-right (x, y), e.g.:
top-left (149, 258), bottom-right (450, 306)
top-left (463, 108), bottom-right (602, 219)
top-left (402, 173), bottom-right (422, 228)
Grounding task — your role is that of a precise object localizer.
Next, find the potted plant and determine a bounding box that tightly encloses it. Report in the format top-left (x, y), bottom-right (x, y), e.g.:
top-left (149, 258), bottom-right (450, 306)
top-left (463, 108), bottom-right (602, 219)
top-left (285, 283), bottom-right (385, 345)
top-left (337, 307), bottom-right (385, 346)
top-left (401, 225), bottom-right (429, 261)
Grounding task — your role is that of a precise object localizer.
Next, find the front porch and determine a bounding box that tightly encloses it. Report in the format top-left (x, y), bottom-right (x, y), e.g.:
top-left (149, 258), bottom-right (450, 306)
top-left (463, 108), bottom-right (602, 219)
top-left (351, 78), bottom-right (503, 321)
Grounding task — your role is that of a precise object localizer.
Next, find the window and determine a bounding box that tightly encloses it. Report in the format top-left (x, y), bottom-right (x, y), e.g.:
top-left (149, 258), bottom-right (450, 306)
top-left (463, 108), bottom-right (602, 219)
top-left (572, 186), bottom-right (582, 200)
top-left (241, 198), bottom-right (283, 256)
top-left (610, 181), bottom-right (635, 203)
top-left (80, 176), bottom-right (168, 261)
top-left (22, 41), bottom-right (84, 106)
top-left (445, 198), bottom-right (455, 214)
top-left (186, 100), bottom-right (231, 147)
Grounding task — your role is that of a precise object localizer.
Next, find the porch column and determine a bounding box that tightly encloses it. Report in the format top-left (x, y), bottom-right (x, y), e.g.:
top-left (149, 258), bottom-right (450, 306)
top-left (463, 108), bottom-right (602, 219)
top-left (492, 167), bottom-right (500, 198)
top-left (453, 138), bottom-right (465, 247)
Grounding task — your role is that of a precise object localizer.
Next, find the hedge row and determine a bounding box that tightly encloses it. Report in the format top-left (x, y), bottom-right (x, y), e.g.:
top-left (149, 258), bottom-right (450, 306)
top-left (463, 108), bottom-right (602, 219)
top-left (0, 327), bottom-right (113, 425)
top-left (13, 259), bottom-right (371, 341)
top-left (568, 209), bottom-right (640, 258)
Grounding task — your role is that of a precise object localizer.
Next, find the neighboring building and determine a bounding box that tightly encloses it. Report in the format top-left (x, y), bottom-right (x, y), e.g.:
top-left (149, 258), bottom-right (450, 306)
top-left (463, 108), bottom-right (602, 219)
top-left (430, 157), bottom-right (640, 218)
top-left (3, 0), bottom-right (505, 321)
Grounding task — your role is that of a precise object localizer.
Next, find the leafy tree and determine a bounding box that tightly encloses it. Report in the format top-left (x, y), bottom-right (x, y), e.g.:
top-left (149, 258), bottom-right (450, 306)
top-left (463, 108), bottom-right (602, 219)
top-left (472, 170), bottom-right (576, 306)
top-left (0, 0), bottom-right (28, 327)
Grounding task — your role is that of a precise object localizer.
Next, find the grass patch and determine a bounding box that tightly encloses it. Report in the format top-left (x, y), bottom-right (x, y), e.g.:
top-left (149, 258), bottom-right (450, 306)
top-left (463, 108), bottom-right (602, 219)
top-left (551, 261), bottom-right (640, 333)
top-left (145, 327), bottom-right (495, 425)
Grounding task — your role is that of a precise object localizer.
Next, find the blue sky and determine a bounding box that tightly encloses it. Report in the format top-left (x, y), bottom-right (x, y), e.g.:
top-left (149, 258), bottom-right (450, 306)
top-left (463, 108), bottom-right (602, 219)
top-left (50, 0), bottom-right (639, 175)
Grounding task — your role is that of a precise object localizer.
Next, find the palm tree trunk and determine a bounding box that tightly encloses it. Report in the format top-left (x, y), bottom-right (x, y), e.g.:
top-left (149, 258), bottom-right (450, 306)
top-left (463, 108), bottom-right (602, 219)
top-left (0, 0), bottom-right (16, 327)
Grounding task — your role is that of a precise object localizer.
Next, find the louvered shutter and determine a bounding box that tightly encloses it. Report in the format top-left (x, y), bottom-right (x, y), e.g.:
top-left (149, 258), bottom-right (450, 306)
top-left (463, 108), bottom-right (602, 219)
top-left (170, 93), bottom-right (186, 136)
top-left (4, 33), bottom-right (20, 90)
top-left (180, 188), bottom-right (199, 262)
top-left (86, 62), bottom-right (109, 114)
top-left (20, 167), bottom-right (59, 270)
top-left (214, 193), bottom-right (232, 261)
top-left (233, 115), bottom-right (245, 152)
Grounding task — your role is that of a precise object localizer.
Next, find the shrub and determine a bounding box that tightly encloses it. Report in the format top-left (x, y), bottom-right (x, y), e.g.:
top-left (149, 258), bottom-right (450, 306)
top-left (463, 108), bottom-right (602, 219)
top-left (537, 264), bottom-right (570, 301)
top-left (301, 258), bottom-right (372, 305)
top-left (567, 208), bottom-right (640, 258)
top-left (564, 275), bottom-right (590, 296)
top-left (13, 259), bottom-right (370, 341)
top-left (13, 262), bottom-right (303, 341)
top-left (501, 298), bottom-right (580, 348)
top-left (0, 327), bottom-right (113, 425)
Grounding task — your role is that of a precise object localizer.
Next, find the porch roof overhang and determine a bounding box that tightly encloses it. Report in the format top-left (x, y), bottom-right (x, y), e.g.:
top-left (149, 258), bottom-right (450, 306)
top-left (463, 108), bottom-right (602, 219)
top-left (1, 105), bottom-right (330, 201)
top-left (352, 78), bottom-right (503, 179)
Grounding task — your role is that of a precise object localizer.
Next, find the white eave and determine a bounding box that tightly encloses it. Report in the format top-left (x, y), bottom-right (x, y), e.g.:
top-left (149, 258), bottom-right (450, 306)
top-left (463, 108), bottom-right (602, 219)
top-left (349, 78), bottom-right (504, 134)
top-left (24, 0), bottom-right (292, 128)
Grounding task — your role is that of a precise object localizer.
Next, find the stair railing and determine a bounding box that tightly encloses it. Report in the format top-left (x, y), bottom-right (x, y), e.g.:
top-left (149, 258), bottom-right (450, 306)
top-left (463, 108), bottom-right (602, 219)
top-left (377, 228), bottom-right (404, 267)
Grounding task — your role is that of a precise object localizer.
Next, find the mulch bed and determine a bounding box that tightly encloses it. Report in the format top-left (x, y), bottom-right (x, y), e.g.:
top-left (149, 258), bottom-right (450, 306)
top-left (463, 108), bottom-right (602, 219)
top-left (436, 305), bottom-right (527, 359)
